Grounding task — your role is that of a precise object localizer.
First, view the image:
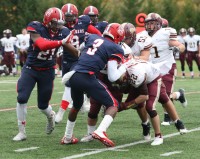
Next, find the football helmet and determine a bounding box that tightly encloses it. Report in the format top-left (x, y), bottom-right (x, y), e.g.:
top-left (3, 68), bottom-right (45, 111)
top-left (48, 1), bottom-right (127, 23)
top-left (61, 3), bottom-right (78, 28)
top-left (188, 27), bottom-right (195, 37)
top-left (43, 7), bottom-right (65, 34)
top-left (145, 13), bottom-right (162, 36)
top-left (4, 29), bottom-right (12, 38)
top-left (103, 23), bottom-right (125, 44)
top-left (162, 18), bottom-right (169, 28)
top-left (121, 22), bottom-right (136, 47)
top-left (179, 28), bottom-right (187, 36)
top-left (83, 6), bottom-right (99, 25)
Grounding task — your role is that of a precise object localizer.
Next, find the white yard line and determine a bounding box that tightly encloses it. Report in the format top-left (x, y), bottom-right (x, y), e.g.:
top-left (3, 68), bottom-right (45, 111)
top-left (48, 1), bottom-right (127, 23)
top-left (14, 147), bottom-right (39, 152)
top-left (160, 151), bottom-right (182, 156)
top-left (60, 127), bottom-right (200, 159)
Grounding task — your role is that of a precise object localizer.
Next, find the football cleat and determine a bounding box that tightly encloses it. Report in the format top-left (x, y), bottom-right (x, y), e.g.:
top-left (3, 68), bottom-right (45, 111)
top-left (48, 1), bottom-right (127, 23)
top-left (141, 122), bottom-right (151, 140)
top-left (80, 134), bottom-right (94, 142)
top-left (151, 136), bottom-right (163, 146)
top-left (92, 131), bottom-right (115, 147)
top-left (161, 121), bottom-right (171, 126)
top-left (175, 120), bottom-right (188, 135)
top-left (61, 136), bottom-right (79, 145)
top-left (46, 111), bottom-right (56, 134)
top-left (55, 108), bottom-right (65, 123)
top-left (13, 132), bottom-right (27, 141)
top-left (161, 113), bottom-right (172, 126)
top-left (178, 88), bottom-right (187, 107)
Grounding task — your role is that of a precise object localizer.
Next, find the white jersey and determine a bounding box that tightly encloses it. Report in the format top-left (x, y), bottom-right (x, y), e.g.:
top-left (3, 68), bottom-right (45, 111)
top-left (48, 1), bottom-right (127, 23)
top-left (16, 34), bottom-right (30, 50)
top-left (149, 27), bottom-right (176, 65)
top-left (126, 59), bottom-right (160, 88)
top-left (0, 37), bottom-right (17, 52)
top-left (177, 35), bottom-right (185, 44)
top-left (184, 35), bottom-right (200, 52)
top-left (131, 31), bottom-right (152, 56)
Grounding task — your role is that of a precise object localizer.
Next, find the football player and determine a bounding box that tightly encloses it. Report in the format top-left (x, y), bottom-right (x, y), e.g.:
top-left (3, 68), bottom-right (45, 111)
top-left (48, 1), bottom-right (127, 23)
top-left (80, 23), bottom-right (151, 143)
top-left (13, 7), bottom-right (78, 141)
top-left (55, 3), bottom-right (102, 123)
top-left (61, 23), bottom-right (126, 147)
top-left (184, 27), bottom-right (200, 78)
top-left (143, 13), bottom-right (188, 130)
top-left (178, 28), bottom-right (187, 78)
top-left (15, 28), bottom-right (30, 69)
top-left (0, 29), bottom-right (17, 75)
top-left (83, 5), bottom-right (108, 34)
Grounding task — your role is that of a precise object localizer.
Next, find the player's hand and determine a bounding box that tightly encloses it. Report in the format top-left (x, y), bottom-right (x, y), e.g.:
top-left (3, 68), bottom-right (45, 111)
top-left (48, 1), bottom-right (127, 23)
top-left (172, 46), bottom-right (180, 53)
top-left (61, 29), bottom-right (75, 44)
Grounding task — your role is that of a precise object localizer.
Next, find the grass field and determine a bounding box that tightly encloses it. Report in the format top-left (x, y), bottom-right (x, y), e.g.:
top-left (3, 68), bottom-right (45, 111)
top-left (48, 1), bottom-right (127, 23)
top-left (0, 60), bottom-right (200, 159)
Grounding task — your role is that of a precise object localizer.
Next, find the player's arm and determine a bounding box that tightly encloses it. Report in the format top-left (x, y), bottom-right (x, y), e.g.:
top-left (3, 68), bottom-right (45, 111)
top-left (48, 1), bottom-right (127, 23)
top-left (30, 31), bottom-right (78, 57)
top-left (107, 59), bottom-right (126, 82)
top-left (169, 40), bottom-right (185, 53)
top-left (119, 83), bottom-right (149, 111)
top-left (87, 24), bottom-right (102, 36)
top-left (135, 49), bottom-right (150, 61)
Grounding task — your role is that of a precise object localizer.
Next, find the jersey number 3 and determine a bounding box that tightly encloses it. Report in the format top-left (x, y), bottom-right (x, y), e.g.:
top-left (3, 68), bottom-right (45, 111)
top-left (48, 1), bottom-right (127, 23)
top-left (87, 39), bottom-right (104, 55)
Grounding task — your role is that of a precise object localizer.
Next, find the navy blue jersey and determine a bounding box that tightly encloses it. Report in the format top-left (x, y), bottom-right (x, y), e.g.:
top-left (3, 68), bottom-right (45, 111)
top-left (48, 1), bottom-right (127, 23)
top-left (95, 21), bottom-right (109, 34)
top-left (63, 15), bottom-right (91, 62)
top-left (26, 21), bottom-right (70, 68)
top-left (74, 34), bottom-right (124, 74)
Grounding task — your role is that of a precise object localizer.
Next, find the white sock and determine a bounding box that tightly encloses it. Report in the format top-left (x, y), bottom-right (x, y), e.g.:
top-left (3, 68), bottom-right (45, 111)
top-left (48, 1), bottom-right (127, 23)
top-left (16, 103), bottom-right (27, 133)
top-left (142, 120), bottom-right (149, 125)
top-left (65, 120), bottom-right (76, 139)
top-left (87, 125), bottom-right (96, 135)
top-left (191, 72), bottom-right (194, 76)
top-left (174, 92), bottom-right (181, 100)
top-left (40, 105), bottom-right (52, 118)
top-left (96, 115), bottom-right (113, 132)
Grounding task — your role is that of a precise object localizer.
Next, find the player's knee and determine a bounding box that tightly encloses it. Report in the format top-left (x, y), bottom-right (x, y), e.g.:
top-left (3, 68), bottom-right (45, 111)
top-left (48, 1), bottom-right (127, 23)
top-left (147, 110), bottom-right (157, 118)
top-left (17, 96), bottom-right (28, 104)
top-left (88, 112), bottom-right (98, 119)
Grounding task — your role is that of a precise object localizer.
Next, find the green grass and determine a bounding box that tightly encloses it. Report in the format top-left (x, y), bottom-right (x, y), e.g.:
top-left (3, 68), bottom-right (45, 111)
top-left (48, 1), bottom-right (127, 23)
top-left (0, 62), bottom-right (200, 159)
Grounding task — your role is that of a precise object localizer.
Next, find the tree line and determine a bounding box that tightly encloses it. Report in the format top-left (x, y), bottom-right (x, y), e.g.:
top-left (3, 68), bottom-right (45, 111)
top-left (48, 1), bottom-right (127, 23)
top-left (1, 0), bottom-right (200, 36)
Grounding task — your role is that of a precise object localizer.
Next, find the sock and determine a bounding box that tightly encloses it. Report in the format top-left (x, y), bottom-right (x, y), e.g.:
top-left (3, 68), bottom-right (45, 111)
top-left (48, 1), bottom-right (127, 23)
top-left (87, 125), bottom-right (96, 135)
top-left (65, 120), bottom-right (76, 139)
top-left (61, 100), bottom-right (69, 110)
top-left (142, 120), bottom-right (149, 125)
top-left (16, 103), bottom-right (27, 133)
top-left (40, 105), bottom-right (52, 118)
top-left (191, 71), bottom-right (194, 76)
top-left (174, 92), bottom-right (181, 100)
top-left (155, 133), bottom-right (162, 138)
top-left (96, 115), bottom-right (113, 132)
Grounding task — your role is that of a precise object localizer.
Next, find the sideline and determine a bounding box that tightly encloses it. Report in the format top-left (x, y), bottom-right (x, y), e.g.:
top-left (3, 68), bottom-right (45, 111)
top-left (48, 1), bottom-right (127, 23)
top-left (60, 127), bottom-right (200, 159)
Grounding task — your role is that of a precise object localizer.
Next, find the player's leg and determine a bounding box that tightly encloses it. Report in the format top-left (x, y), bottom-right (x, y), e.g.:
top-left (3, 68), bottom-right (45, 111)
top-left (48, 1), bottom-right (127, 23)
top-left (145, 78), bottom-right (163, 146)
top-left (37, 69), bottom-right (56, 135)
top-left (159, 82), bottom-right (188, 134)
top-left (13, 68), bottom-right (36, 141)
top-left (55, 86), bottom-right (72, 123)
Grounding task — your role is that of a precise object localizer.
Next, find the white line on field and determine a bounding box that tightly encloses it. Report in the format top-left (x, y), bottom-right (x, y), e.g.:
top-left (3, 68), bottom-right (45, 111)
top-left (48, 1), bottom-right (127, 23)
top-left (160, 151), bottom-right (182, 156)
top-left (14, 147), bottom-right (39, 152)
top-left (60, 127), bottom-right (200, 159)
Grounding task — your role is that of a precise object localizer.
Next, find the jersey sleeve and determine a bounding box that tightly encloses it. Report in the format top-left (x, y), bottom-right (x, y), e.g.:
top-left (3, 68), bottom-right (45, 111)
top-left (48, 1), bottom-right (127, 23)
top-left (169, 28), bottom-right (178, 40)
top-left (26, 21), bottom-right (43, 34)
top-left (79, 15), bottom-right (91, 26)
top-left (138, 35), bottom-right (152, 50)
top-left (109, 46), bottom-right (124, 62)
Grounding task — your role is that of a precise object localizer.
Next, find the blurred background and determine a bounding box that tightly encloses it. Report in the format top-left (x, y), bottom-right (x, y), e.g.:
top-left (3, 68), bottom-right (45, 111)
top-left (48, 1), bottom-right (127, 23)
top-left (0, 0), bottom-right (200, 36)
